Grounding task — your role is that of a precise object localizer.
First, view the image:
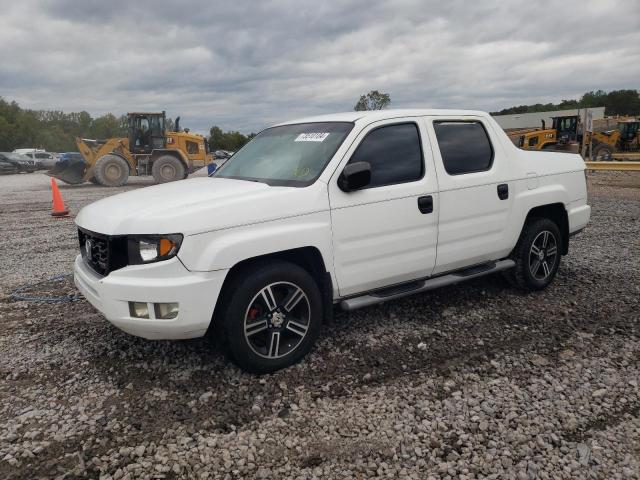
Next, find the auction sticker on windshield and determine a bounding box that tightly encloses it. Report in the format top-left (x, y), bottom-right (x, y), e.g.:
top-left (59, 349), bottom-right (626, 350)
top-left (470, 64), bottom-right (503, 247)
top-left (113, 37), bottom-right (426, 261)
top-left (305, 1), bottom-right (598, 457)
top-left (295, 133), bottom-right (330, 142)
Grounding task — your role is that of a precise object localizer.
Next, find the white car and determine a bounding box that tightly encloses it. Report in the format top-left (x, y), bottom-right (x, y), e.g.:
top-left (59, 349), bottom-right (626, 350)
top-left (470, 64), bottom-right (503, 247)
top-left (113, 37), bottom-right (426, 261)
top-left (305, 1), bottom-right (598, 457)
top-left (74, 109), bottom-right (590, 373)
top-left (13, 149), bottom-right (57, 169)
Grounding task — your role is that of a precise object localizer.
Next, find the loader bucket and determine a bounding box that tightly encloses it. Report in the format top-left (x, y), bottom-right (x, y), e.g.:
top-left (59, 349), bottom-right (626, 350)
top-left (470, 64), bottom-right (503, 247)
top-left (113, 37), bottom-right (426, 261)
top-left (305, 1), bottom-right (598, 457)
top-left (46, 158), bottom-right (87, 185)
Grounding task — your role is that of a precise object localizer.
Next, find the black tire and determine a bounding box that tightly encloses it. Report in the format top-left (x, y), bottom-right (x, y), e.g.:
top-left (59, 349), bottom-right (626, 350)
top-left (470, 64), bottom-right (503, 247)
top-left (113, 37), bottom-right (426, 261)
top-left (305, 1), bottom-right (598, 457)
top-left (93, 155), bottom-right (129, 187)
top-left (219, 260), bottom-right (322, 374)
top-left (592, 143), bottom-right (613, 161)
top-left (151, 155), bottom-right (186, 183)
top-left (505, 218), bottom-right (562, 291)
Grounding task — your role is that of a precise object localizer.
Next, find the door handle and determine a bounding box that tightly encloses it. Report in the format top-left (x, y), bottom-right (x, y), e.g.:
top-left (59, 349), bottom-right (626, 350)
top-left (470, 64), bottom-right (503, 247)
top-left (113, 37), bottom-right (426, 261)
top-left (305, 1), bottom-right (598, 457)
top-left (497, 184), bottom-right (509, 200)
top-left (417, 195), bottom-right (433, 214)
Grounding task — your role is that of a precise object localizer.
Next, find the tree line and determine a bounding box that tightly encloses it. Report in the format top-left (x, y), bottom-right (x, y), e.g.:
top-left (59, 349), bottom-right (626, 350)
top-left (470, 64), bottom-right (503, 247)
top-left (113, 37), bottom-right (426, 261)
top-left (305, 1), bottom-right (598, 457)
top-left (0, 97), bottom-right (256, 154)
top-left (491, 89), bottom-right (640, 117)
top-left (0, 97), bottom-right (127, 152)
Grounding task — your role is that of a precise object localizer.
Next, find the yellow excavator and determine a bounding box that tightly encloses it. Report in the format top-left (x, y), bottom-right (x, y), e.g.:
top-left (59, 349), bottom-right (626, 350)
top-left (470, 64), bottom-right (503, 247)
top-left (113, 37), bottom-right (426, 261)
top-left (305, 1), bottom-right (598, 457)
top-left (48, 112), bottom-right (213, 186)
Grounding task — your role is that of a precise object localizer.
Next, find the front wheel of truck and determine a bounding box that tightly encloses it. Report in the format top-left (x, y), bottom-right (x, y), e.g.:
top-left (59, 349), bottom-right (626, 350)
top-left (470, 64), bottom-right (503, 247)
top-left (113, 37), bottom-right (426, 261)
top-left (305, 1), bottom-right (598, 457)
top-left (505, 218), bottom-right (562, 291)
top-left (221, 261), bottom-right (322, 374)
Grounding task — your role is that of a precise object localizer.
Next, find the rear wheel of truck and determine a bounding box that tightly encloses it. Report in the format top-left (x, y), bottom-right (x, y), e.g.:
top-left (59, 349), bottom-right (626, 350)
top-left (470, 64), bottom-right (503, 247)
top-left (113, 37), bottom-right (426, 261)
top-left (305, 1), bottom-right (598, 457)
top-left (151, 155), bottom-right (186, 183)
top-left (93, 155), bottom-right (129, 187)
top-left (220, 261), bottom-right (322, 374)
top-left (505, 218), bottom-right (562, 291)
top-left (592, 143), bottom-right (614, 161)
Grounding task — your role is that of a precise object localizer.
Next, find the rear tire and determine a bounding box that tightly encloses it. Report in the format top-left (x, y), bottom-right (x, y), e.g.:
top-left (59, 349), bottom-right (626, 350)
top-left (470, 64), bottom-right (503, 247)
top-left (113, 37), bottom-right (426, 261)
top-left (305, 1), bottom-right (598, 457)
top-left (592, 143), bottom-right (614, 161)
top-left (151, 155), bottom-right (186, 183)
top-left (219, 261), bottom-right (322, 374)
top-left (93, 155), bottom-right (129, 187)
top-left (505, 218), bottom-right (562, 291)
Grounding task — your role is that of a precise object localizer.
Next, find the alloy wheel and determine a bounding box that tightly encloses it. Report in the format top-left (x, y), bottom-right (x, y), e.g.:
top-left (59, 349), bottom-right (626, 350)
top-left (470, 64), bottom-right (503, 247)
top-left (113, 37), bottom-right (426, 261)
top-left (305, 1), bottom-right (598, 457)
top-left (529, 230), bottom-right (558, 281)
top-left (243, 282), bottom-right (311, 359)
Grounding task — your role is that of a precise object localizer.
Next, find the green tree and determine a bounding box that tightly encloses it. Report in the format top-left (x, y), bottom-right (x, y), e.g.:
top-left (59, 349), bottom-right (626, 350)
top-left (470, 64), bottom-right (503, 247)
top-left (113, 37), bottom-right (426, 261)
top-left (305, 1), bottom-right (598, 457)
top-left (491, 89), bottom-right (640, 117)
top-left (354, 90), bottom-right (391, 111)
top-left (208, 126), bottom-right (252, 152)
top-left (605, 89), bottom-right (640, 116)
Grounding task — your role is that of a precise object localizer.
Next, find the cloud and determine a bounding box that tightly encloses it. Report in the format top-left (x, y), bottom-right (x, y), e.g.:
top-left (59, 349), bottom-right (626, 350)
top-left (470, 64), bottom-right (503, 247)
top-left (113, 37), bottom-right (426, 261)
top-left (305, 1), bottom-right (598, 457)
top-left (1, 0), bottom-right (638, 134)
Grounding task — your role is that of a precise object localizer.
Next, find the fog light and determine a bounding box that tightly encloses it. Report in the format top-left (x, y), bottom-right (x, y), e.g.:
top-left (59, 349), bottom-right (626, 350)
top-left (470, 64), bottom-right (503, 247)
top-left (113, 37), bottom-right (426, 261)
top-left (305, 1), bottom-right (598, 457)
top-left (129, 302), bottom-right (149, 319)
top-left (154, 302), bottom-right (179, 319)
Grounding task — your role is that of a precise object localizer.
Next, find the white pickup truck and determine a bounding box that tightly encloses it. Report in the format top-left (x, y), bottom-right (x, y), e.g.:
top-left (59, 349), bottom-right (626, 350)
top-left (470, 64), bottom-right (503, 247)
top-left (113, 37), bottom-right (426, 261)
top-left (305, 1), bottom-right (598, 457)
top-left (74, 109), bottom-right (590, 373)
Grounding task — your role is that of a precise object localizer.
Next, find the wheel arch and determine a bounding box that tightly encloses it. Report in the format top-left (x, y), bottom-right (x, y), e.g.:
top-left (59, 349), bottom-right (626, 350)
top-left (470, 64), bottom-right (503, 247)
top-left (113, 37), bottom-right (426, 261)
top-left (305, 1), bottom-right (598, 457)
top-left (210, 247), bottom-right (334, 334)
top-left (523, 203), bottom-right (569, 255)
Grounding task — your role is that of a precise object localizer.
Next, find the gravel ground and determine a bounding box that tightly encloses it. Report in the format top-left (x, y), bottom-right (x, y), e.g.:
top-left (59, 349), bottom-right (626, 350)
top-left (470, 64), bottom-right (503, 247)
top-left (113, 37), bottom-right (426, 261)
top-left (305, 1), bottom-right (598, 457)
top-left (0, 171), bottom-right (639, 480)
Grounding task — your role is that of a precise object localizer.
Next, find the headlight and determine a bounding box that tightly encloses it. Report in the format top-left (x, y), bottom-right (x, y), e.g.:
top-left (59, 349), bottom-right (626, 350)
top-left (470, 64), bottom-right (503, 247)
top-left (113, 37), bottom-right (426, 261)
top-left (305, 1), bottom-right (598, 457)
top-left (127, 234), bottom-right (183, 265)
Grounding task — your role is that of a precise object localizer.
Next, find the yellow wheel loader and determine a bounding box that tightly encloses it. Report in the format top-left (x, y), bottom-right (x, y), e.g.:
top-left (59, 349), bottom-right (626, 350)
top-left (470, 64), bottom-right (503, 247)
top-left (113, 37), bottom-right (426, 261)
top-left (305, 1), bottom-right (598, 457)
top-left (47, 112), bottom-right (213, 186)
top-left (511, 115), bottom-right (640, 161)
top-left (512, 115), bottom-right (580, 151)
top-left (583, 119), bottom-right (640, 161)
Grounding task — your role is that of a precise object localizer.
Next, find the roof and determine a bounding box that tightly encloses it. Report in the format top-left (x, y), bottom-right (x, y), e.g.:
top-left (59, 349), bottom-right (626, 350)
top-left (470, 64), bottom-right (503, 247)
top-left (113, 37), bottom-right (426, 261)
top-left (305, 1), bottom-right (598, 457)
top-left (274, 109), bottom-right (490, 127)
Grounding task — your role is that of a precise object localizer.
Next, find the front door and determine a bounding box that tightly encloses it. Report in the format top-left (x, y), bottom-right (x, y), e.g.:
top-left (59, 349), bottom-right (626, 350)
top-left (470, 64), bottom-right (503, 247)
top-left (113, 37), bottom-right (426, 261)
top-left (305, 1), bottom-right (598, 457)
top-left (328, 118), bottom-right (439, 297)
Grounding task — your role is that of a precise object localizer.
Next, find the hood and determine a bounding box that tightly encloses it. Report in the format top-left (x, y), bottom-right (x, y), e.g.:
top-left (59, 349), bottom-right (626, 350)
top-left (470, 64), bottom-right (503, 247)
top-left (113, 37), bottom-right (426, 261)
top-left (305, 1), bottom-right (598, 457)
top-left (75, 177), bottom-right (329, 236)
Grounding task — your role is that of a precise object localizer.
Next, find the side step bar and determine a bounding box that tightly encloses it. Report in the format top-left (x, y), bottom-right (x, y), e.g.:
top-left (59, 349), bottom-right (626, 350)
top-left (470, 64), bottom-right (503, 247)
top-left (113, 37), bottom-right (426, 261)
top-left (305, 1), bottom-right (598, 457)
top-left (340, 259), bottom-right (516, 311)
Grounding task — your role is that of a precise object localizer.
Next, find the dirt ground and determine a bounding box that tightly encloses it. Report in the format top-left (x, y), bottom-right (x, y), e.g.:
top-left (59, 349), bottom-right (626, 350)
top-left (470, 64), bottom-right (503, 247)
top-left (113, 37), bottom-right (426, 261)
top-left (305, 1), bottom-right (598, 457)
top-left (0, 171), bottom-right (639, 479)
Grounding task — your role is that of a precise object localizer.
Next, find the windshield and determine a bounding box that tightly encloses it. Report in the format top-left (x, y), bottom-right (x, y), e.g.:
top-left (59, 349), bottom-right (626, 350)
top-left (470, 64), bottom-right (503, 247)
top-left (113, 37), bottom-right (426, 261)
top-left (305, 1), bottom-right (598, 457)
top-left (215, 122), bottom-right (353, 186)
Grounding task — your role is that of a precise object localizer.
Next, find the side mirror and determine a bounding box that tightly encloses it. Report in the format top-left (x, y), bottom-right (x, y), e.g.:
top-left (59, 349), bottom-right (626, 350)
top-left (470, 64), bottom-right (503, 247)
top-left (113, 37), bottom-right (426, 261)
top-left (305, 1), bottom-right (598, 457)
top-left (338, 161), bottom-right (371, 192)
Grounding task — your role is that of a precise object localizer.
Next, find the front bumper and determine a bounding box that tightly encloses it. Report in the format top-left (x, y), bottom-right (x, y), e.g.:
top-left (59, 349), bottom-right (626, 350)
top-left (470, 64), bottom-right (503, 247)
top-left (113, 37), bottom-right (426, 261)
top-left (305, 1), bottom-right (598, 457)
top-left (74, 255), bottom-right (228, 340)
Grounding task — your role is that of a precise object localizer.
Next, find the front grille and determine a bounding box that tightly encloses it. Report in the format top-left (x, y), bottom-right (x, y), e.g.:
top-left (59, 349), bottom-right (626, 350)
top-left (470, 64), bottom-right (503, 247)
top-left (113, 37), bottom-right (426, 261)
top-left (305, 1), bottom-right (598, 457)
top-left (78, 229), bottom-right (127, 276)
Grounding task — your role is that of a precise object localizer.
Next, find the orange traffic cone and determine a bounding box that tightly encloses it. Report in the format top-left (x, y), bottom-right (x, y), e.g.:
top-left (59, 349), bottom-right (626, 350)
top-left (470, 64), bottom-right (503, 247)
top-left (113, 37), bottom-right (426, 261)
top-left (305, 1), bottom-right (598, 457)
top-left (51, 178), bottom-right (70, 217)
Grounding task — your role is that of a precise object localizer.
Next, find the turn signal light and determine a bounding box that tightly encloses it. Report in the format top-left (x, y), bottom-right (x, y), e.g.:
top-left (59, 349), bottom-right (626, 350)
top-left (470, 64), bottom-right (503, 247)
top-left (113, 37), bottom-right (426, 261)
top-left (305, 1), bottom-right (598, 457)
top-left (159, 238), bottom-right (177, 256)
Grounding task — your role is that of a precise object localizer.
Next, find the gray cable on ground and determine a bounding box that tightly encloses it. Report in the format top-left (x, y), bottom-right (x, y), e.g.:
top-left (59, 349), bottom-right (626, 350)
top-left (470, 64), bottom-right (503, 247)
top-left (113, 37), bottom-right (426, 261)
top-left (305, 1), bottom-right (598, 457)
top-left (10, 273), bottom-right (82, 303)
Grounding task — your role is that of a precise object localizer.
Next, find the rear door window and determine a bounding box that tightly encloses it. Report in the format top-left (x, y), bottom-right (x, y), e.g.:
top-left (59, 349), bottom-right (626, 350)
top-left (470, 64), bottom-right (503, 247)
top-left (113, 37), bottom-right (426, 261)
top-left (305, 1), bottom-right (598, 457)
top-left (433, 121), bottom-right (494, 175)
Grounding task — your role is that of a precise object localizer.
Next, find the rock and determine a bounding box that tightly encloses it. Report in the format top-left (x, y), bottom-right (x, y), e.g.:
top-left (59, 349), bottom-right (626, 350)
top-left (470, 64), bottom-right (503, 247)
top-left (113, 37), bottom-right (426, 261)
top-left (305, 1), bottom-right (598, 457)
top-left (530, 355), bottom-right (550, 366)
top-left (592, 389), bottom-right (607, 398)
top-left (576, 443), bottom-right (591, 466)
top-left (199, 391), bottom-right (214, 402)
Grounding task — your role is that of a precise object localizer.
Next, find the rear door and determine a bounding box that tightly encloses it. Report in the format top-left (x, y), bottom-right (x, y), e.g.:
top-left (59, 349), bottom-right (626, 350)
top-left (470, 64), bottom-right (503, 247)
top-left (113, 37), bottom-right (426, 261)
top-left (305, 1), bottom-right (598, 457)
top-left (328, 118), bottom-right (439, 296)
top-left (427, 116), bottom-right (514, 274)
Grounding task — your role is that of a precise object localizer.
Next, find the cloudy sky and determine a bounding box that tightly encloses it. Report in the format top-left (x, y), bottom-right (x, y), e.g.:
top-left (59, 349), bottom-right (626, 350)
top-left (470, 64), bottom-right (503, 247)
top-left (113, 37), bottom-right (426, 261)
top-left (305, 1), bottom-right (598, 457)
top-left (1, 0), bottom-right (638, 134)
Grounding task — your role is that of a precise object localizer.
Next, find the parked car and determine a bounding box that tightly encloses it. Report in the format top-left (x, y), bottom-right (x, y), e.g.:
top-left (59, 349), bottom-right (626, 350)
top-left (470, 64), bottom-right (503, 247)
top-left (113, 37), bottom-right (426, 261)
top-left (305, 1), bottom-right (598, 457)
top-left (56, 152), bottom-right (84, 166)
top-left (213, 150), bottom-right (234, 159)
top-left (73, 109), bottom-right (590, 373)
top-left (25, 151), bottom-right (57, 169)
top-left (0, 152), bottom-right (38, 174)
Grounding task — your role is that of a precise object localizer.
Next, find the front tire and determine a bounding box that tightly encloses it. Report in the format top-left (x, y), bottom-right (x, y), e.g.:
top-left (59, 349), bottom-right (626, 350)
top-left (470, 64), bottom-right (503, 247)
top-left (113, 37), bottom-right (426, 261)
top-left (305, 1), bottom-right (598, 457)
top-left (93, 155), bottom-right (129, 187)
top-left (592, 143), bottom-right (614, 161)
top-left (220, 261), bottom-right (322, 374)
top-left (506, 218), bottom-right (562, 291)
